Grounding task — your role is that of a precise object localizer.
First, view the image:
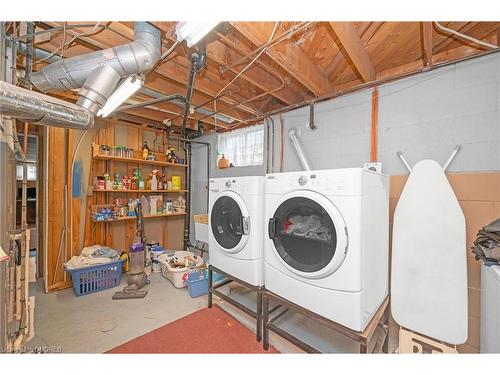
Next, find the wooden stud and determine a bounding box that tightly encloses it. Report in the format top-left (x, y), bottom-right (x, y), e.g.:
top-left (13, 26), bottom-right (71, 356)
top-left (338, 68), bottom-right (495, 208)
top-left (422, 22), bottom-right (434, 67)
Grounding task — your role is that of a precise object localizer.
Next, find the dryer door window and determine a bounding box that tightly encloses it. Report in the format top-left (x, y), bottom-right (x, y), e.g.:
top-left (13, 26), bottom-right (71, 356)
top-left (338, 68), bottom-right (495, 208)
top-left (268, 196), bottom-right (338, 273)
top-left (211, 196), bottom-right (244, 250)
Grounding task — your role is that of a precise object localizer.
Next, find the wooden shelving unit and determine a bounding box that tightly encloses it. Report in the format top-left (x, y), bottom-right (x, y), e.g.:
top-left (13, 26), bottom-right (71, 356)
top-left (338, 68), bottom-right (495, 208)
top-left (93, 154), bottom-right (188, 168)
top-left (89, 139), bottom-right (188, 250)
top-left (91, 212), bottom-right (186, 223)
top-left (93, 189), bottom-right (188, 193)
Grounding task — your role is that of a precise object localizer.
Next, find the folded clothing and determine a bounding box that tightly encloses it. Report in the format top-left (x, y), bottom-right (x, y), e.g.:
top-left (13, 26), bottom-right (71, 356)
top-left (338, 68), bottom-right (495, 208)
top-left (64, 245), bottom-right (119, 270)
top-left (64, 255), bottom-right (113, 270)
top-left (80, 245), bottom-right (119, 259)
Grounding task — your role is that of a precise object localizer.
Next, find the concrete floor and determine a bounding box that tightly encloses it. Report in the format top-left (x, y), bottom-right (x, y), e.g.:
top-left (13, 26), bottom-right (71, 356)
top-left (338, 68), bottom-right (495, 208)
top-left (28, 274), bottom-right (397, 353)
top-left (29, 273), bottom-right (206, 353)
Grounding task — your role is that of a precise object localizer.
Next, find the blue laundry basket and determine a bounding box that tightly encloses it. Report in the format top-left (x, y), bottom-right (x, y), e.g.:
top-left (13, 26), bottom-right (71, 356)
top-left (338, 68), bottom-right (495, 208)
top-left (66, 260), bottom-right (124, 296)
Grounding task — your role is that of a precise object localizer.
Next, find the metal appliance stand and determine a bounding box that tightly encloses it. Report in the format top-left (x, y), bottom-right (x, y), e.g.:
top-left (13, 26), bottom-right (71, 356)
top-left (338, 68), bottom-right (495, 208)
top-left (262, 290), bottom-right (390, 353)
top-left (208, 265), bottom-right (279, 342)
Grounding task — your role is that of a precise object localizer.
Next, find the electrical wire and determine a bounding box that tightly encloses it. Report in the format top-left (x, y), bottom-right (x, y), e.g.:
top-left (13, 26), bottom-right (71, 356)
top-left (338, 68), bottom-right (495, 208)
top-left (215, 22), bottom-right (279, 101)
top-left (434, 22), bottom-right (498, 50)
top-left (212, 22), bottom-right (280, 132)
top-left (34, 22), bottom-right (103, 64)
top-left (11, 23), bottom-right (107, 41)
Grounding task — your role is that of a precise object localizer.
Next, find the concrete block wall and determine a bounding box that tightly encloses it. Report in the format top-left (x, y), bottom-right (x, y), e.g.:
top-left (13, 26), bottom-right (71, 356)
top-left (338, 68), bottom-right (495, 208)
top-left (269, 52), bottom-right (499, 175)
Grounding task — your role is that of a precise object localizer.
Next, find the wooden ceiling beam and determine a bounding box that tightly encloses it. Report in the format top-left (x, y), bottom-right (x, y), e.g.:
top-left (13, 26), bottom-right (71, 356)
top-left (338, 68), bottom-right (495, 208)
top-left (231, 22), bottom-right (332, 96)
top-left (329, 22), bottom-right (376, 82)
top-left (422, 22), bottom-right (434, 67)
top-left (152, 22), bottom-right (302, 106)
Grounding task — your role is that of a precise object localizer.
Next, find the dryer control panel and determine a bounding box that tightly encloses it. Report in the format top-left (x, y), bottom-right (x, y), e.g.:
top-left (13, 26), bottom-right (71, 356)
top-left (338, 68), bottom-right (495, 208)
top-left (265, 168), bottom-right (374, 196)
top-left (209, 176), bottom-right (264, 195)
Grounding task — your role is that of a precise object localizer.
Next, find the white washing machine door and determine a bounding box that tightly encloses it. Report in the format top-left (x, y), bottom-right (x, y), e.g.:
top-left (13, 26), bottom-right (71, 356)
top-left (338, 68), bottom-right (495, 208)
top-left (267, 190), bottom-right (348, 279)
top-left (210, 191), bottom-right (250, 254)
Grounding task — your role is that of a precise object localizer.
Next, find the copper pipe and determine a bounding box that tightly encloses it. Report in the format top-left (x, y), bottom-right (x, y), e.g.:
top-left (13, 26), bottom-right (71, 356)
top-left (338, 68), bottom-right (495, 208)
top-left (169, 22), bottom-right (316, 127)
top-left (216, 31), bottom-right (287, 88)
top-left (198, 70), bottom-right (285, 125)
top-left (370, 86), bottom-right (379, 162)
top-left (246, 47), bottom-right (500, 126)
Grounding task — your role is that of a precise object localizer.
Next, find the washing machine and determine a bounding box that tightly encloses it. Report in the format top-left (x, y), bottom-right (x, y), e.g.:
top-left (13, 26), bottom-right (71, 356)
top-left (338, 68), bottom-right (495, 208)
top-left (264, 168), bottom-right (389, 331)
top-left (209, 176), bottom-right (265, 286)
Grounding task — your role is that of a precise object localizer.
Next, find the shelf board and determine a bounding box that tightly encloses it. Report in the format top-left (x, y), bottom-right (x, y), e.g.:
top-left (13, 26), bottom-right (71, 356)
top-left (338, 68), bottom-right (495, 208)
top-left (91, 212), bottom-right (186, 223)
top-left (93, 155), bottom-right (188, 168)
top-left (93, 189), bottom-right (188, 193)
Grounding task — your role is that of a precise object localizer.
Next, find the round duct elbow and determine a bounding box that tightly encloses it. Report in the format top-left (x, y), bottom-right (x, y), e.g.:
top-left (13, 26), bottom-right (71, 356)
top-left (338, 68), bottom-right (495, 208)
top-left (28, 22), bottom-right (161, 93)
top-left (77, 65), bottom-right (121, 114)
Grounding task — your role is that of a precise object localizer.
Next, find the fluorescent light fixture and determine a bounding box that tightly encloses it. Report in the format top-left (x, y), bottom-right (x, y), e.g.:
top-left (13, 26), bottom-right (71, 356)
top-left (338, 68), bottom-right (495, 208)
top-left (176, 21), bottom-right (219, 48)
top-left (97, 74), bottom-right (144, 118)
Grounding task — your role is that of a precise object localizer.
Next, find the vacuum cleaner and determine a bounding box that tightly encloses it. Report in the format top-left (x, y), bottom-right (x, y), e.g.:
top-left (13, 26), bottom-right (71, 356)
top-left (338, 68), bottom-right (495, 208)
top-left (112, 200), bottom-right (149, 300)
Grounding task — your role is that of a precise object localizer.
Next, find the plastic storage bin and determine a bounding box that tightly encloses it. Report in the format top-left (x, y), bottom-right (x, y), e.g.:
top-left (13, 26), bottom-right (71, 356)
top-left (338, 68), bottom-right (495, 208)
top-left (65, 260), bottom-right (124, 296)
top-left (187, 269), bottom-right (226, 298)
top-left (187, 269), bottom-right (209, 298)
top-left (158, 250), bottom-right (204, 288)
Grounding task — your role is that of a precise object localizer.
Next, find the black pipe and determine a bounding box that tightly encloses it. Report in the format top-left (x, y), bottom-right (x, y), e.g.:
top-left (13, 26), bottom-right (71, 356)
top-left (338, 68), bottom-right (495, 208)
top-left (184, 142), bottom-right (192, 248)
top-left (181, 42), bottom-right (207, 139)
top-left (115, 94), bottom-right (187, 113)
top-left (179, 42), bottom-right (207, 249)
top-left (168, 136), bottom-right (211, 249)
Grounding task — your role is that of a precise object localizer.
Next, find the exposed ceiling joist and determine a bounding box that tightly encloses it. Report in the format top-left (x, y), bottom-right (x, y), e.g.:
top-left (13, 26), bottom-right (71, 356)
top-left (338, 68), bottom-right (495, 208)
top-left (152, 22), bottom-right (302, 106)
top-left (231, 22), bottom-right (332, 96)
top-left (422, 22), bottom-right (434, 67)
top-left (329, 22), bottom-right (376, 82)
top-left (42, 22), bottom-right (254, 124)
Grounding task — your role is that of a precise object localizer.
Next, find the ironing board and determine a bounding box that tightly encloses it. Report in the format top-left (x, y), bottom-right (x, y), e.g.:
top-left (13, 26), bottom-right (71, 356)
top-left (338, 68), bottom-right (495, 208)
top-left (391, 159), bottom-right (468, 345)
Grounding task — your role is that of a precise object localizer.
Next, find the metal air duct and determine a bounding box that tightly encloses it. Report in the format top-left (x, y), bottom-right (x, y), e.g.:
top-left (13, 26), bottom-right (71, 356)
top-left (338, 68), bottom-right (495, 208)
top-left (28, 22), bottom-right (161, 115)
top-left (0, 80), bottom-right (94, 129)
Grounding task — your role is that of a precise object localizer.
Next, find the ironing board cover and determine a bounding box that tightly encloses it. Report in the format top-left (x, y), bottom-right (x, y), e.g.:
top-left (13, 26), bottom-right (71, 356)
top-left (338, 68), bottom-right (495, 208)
top-left (391, 159), bottom-right (468, 345)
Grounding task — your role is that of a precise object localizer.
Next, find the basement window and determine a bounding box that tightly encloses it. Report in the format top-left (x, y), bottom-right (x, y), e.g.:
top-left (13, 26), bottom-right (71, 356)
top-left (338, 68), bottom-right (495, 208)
top-left (217, 124), bottom-right (264, 168)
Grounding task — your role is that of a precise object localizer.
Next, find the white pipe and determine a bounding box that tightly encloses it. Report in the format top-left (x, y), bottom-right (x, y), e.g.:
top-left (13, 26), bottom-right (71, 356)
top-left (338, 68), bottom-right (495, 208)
top-left (443, 145), bottom-right (461, 171)
top-left (397, 151), bottom-right (412, 173)
top-left (288, 128), bottom-right (312, 171)
top-left (434, 22), bottom-right (498, 50)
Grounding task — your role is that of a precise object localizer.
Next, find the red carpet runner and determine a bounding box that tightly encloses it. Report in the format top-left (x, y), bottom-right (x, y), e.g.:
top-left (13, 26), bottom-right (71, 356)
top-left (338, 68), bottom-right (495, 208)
top-left (108, 306), bottom-right (279, 354)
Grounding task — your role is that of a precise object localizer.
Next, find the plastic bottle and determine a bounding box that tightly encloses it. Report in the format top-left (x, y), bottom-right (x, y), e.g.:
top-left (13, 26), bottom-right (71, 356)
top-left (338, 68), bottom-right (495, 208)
top-left (151, 172), bottom-right (158, 191)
